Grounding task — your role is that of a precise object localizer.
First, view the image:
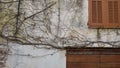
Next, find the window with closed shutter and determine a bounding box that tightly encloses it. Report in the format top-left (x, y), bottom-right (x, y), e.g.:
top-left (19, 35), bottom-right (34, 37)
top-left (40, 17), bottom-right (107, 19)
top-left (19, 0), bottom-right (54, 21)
top-left (88, 0), bottom-right (120, 28)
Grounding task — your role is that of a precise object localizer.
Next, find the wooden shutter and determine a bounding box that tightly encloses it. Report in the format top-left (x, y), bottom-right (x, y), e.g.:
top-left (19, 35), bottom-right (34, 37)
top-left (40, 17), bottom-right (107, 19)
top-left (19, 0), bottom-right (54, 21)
top-left (88, 0), bottom-right (120, 28)
top-left (67, 48), bottom-right (120, 68)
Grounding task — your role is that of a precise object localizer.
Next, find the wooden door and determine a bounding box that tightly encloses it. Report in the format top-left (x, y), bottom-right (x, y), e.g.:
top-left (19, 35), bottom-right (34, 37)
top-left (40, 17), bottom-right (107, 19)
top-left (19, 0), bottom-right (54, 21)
top-left (67, 48), bottom-right (120, 68)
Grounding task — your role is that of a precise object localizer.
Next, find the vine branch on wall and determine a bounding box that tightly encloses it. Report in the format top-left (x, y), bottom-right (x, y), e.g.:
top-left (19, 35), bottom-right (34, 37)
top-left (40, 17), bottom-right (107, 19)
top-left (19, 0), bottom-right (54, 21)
top-left (0, 0), bottom-right (120, 50)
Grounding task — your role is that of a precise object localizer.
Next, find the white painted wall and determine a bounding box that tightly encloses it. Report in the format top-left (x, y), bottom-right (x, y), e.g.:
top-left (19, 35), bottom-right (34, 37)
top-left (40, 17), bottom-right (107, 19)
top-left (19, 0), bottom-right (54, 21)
top-left (5, 0), bottom-right (120, 68)
top-left (6, 43), bottom-right (66, 68)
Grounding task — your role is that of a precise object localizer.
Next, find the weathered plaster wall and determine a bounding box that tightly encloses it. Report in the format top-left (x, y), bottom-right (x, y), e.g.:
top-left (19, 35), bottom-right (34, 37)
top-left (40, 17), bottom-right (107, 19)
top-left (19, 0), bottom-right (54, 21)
top-left (20, 0), bottom-right (120, 47)
top-left (4, 0), bottom-right (120, 68)
top-left (6, 43), bottom-right (66, 68)
top-left (59, 0), bottom-right (120, 47)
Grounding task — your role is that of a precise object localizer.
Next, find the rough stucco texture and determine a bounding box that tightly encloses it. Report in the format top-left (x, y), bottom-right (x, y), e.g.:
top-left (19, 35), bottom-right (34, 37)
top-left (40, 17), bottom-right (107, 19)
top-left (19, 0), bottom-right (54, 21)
top-left (5, 0), bottom-right (120, 68)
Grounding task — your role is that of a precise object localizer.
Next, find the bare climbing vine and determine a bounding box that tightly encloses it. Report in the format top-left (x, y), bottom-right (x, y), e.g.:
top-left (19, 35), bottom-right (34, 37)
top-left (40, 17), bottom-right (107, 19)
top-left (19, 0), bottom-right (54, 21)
top-left (1, 0), bottom-right (120, 67)
top-left (0, 0), bottom-right (120, 59)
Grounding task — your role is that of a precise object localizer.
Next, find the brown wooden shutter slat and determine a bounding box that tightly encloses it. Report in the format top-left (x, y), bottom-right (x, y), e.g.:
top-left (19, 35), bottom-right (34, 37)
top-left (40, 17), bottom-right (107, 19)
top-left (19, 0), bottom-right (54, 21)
top-left (98, 1), bottom-right (102, 23)
top-left (108, 1), bottom-right (114, 23)
top-left (67, 63), bottom-right (99, 68)
top-left (108, 0), bottom-right (119, 23)
top-left (92, 1), bottom-right (97, 23)
top-left (91, 0), bottom-right (103, 23)
top-left (114, 1), bottom-right (119, 23)
top-left (101, 55), bottom-right (120, 63)
top-left (101, 63), bottom-right (120, 68)
top-left (88, 0), bottom-right (120, 28)
top-left (67, 55), bottom-right (99, 63)
top-left (89, 0), bottom-right (104, 28)
top-left (67, 48), bottom-right (120, 68)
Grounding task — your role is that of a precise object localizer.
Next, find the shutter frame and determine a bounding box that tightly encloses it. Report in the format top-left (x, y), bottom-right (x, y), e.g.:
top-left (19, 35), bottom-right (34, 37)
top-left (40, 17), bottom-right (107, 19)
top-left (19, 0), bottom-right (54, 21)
top-left (88, 0), bottom-right (120, 28)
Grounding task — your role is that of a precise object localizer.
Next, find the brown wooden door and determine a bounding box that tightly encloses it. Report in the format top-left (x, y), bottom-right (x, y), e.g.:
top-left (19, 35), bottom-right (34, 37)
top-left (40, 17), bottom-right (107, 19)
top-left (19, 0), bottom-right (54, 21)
top-left (67, 48), bottom-right (120, 68)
